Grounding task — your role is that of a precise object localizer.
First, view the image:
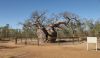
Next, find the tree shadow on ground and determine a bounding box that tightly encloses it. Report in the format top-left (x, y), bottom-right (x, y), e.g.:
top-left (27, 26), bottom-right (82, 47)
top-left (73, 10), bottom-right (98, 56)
top-left (9, 56), bottom-right (18, 58)
top-left (0, 46), bottom-right (19, 49)
top-left (56, 40), bottom-right (81, 43)
top-left (97, 48), bottom-right (100, 50)
top-left (91, 48), bottom-right (100, 51)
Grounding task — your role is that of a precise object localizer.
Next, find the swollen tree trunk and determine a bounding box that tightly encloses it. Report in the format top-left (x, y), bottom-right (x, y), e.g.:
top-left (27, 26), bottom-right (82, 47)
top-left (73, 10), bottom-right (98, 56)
top-left (47, 30), bottom-right (57, 43)
top-left (36, 28), bottom-right (57, 43)
top-left (36, 29), bottom-right (46, 44)
top-left (46, 24), bottom-right (59, 43)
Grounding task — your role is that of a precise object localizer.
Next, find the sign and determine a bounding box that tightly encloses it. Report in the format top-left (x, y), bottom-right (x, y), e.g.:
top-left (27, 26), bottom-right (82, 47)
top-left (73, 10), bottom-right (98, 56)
top-left (87, 37), bottom-right (97, 51)
top-left (87, 37), bottom-right (97, 43)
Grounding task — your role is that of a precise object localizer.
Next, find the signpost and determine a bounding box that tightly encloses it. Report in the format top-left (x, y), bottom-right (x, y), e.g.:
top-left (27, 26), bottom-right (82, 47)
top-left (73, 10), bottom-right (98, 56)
top-left (87, 37), bottom-right (97, 51)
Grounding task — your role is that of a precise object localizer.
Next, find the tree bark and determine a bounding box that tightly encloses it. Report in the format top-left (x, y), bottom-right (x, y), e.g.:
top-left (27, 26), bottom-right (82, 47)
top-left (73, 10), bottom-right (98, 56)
top-left (48, 31), bottom-right (57, 43)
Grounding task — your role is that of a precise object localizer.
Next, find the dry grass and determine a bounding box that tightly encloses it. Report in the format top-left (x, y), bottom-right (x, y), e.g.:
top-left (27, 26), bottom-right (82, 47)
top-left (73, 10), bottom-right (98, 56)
top-left (0, 41), bottom-right (100, 58)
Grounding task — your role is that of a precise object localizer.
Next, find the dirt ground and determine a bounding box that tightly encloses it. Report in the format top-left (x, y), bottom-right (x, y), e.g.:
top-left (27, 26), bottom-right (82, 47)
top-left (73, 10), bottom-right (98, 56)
top-left (0, 41), bottom-right (100, 58)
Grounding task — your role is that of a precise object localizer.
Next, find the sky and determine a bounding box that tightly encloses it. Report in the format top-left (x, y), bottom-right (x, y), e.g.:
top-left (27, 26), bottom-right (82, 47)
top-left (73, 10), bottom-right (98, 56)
top-left (0, 0), bottom-right (100, 29)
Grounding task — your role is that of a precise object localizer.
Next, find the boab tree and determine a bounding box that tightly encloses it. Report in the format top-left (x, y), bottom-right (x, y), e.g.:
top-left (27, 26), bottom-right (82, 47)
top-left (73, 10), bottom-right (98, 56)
top-left (22, 11), bottom-right (81, 43)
